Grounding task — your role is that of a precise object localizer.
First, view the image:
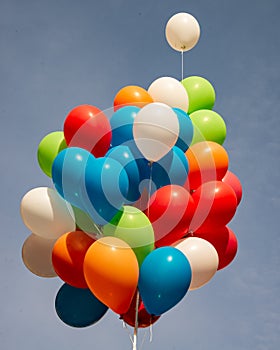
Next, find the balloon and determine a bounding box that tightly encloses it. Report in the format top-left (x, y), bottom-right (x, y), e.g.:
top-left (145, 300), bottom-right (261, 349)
top-left (191, 180), bottom-right (238, 231)
top-left (20, 187), bottom-right (76, 239)
top-left (175, 237), bottom-right (219, 290)
top-left (84, 156), bottom-right (129, 225)
top-left (113, 85), bottom-right (153, 111)
top-left (181, 76), bottom-right (216, 114)
top-left (121, 292), bottom-right (160, 328)
top-left (194, 226), bottom-right (238, 270)
top-left (21, 234), bottom-right (57, 278)
top-left (149, 146), bottom-right (189, 190)
top-left (63, 104), bottom-right (112, 157)
top-left (37, 131), bottom-right (67, 177)
top-left (83, 237), bottom-right (139, 314)
top-left (110, 106), bottom-right (140, 147)
top-left (52, 147), bottom-right (95, 210)
top-left (145, 185), bottom-right (195, 247)
top-left (185, 141), bottom-right (229, 190)
top-left (148, 77), bottom-right (189, 111)
top-left (138, 247), bottom-right (192, 315)
top-left (222, 171), bottom-right (243, 205)
top-left (52, 231), bottom-right (95, 288)
top-left (165, 12), bottom-right (200, 52)
top-left (71, 205), bottom-right (100, 238)
top-left (103, 206), bottom-right (154, 266)
top-left (106, 146), bottom-right (141, 202)
top-left (133, 102), bottom-right (179, 162)
top-left (190, 109), bottom-right (227, 145)
top-left (173, 108), bottom-right (194, 152)
top-left (55, 283), bottom-right (108, 328)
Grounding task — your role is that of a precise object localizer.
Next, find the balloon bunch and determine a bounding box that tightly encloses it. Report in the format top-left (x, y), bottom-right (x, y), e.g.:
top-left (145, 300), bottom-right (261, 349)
top-left (20, 12), bottom-right (242, 348)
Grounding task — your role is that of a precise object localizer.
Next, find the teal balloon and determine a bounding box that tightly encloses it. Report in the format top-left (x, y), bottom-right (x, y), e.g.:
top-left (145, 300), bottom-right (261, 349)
top-left (106, 145), bottom-right (141, 202)
top-left (138, 247), bottom-right (192, 315)
top-left (110, 106), bottom-right (140, 146)
top-left (55, 284), bottom-right (108, 328)
top-left (138, 146), bottom-right (189, 191)
top-left (52, 147), bottom-right (94, 210)
top-left (173, 108), bottom-right (193, 152)
top-left (84, 156), bottom-right (129, 225)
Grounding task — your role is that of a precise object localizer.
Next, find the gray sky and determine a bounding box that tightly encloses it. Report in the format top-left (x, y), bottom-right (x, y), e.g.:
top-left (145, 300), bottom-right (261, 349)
top-left (1, 0), bottom-right (279, 349)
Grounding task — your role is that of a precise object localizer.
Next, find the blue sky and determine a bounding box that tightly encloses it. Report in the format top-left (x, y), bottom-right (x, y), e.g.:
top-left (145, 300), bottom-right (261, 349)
top-left (0, 0), bottom-right (279, 349)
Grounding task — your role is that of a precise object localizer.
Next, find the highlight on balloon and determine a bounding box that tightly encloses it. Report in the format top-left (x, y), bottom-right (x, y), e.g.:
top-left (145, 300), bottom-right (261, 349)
top-left (19, 11), bottom-right (242, 350)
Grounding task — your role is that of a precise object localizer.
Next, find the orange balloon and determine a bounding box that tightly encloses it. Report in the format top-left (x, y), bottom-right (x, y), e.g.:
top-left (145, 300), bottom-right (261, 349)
top-left (185, 141), bottom-right (229, 190)
top-left (52, 230), bottom-right (95, 288)
top-left (83, 237), bottom-right (139, 314)
top-left (113, 85), bottom-right (153, 111)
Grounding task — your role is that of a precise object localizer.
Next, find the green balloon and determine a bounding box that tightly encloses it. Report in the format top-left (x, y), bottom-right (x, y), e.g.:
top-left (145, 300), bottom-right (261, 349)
top-left (72, 206), bottom-right (100, 239)
top-left (181, 76), bottom-right (216, 114)
top-left (37, 131), bottom-right (67, 177)
top-left (103, 206), bottom-right (154, 266)
top-left (190, 109), bottom-right (227, 145)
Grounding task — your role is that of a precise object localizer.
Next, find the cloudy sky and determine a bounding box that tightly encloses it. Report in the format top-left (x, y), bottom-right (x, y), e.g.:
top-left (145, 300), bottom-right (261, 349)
top-left (0, 0), bottom-right (279, 349)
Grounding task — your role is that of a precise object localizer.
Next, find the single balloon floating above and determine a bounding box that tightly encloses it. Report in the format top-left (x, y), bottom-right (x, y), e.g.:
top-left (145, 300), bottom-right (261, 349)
top-left (165, 12), bottom-right (200, 52)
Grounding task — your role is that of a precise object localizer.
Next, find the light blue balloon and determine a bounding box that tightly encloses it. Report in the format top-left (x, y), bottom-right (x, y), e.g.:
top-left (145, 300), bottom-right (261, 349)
top-left (138, 247), bottom-right (192, 316)
top-left (52, 147), bottom-right (95, 210)
top-left (106, 145), bottom-right (141, 202)
top-left (55, 284), bottom-right (108, 328)
top-left (173, 108), bottom-right (194, 152)
top-left (84, 156), bottom-right (129, 225)
top-left (137, 146), bottom-right (189, 191)
top-left (110, 106), bottom-right (140, 147)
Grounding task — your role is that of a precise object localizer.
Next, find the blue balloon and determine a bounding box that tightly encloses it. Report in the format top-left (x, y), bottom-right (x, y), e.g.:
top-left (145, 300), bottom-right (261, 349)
top-left (135, 146), bottom-right (189, 191)
top-left (173, 108), bottom-right (193, 152)
top-left (55, 284), bottom-right (108, 328)
top-left (84, 156), bottom-right (129, 225)
top-left (138, 247), bottom-right (192, 316)
top-left (106, 145), bottom-right (141, 202)
top-left (110, 106), bottom-right (140, 147)
top-left (52, 147), bottom-right (95, 210)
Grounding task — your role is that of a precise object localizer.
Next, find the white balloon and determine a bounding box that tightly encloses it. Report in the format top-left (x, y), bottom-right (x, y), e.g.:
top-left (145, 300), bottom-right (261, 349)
top-left (175, 237), bottom-right (219, 290)
top-left (165, 12), bottom-right (200, 52)
top-left (22, 233), bottom-right (57, 278)
top-left (133, 102), bottom-right (179, 162)
top-left (20, 187), bottom-right (76, 239)
top-left (148, 76), bottom-right (189, 111)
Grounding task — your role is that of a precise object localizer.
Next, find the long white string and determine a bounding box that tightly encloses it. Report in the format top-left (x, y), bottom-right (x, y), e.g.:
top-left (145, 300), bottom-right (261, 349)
top-left (181, 50), bottom-right (184, 81)
top-left (132, 291), bottom-right (140, 350)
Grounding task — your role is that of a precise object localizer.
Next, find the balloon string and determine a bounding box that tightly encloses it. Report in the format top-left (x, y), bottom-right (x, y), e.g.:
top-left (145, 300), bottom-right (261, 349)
top-left (149, 322), bottom-right (153, 342)
top-left (122, 321), bottom-right (134, 345)
top-left (181, 50), bottom-right (184, 81)
top-left (133, 290), bottom-right (140, 350)
top-left (93, 223), bottom-right (103, 239)
top-left (147, 162), bottom-right (153, 217)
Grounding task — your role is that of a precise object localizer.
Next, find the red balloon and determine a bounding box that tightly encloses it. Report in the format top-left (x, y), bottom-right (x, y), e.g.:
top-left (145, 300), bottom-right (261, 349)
top-left (63, 104), bottom-right (112, 157)
top-left (194, 226), bottom-right (238, 270)
top-left (121, 292), bottom-right (160, 328)
top-left (222, 171), bottom-right (242, 205)
top-left (191, 181), bottom-right (237, 231)
top-left (52, 231), bottom-right (95, 288)
top-left (145, 185), bottom-right (195, 247)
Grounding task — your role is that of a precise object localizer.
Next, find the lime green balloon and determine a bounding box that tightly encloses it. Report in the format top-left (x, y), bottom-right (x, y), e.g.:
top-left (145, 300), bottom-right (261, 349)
top-left (190, 109), bottom-right (227, 145)
top-left (181, 76), bottom-right (216, 114)
top-left (72, 206), bottom-right (100, 239)
top-left (103, 206), bottom-right (154, 266)
top-left (37, 131), bottom-right (67, 177)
